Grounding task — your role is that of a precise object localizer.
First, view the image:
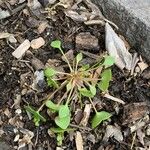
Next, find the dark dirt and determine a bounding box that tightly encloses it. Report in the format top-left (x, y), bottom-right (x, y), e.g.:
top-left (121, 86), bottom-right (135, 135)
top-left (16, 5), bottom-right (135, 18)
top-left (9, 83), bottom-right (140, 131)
top-left (0, 1), bottom-right (150, 150)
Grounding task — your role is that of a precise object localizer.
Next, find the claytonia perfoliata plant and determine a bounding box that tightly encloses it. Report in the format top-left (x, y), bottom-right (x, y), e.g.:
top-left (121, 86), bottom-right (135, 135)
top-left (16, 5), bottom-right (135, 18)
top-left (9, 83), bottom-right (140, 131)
top-left (25, 40), bottom-right (115, 145)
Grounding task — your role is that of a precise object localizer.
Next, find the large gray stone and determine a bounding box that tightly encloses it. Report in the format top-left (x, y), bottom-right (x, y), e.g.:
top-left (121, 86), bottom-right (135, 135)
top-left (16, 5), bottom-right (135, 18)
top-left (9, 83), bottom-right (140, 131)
top-left (92, 0), bottom-right (150, 62)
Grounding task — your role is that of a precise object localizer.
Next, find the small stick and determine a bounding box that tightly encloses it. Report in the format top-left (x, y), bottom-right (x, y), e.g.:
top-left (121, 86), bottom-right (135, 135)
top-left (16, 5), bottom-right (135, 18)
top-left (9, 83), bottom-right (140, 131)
top-left (104, 93), bottom-right (125, 104)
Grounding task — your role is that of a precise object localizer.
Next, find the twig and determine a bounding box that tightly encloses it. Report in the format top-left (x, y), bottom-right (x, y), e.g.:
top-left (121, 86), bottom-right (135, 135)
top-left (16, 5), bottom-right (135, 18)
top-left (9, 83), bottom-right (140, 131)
top-left (104, 93), bottom-right (125, 104)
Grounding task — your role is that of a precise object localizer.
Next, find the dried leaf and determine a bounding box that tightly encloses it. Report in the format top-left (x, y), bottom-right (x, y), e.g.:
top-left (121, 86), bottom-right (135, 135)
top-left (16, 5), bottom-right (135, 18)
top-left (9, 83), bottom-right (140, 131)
top-left (105, 23), bottom-right (132, 70)
top-left (103, 125), bottom-right (123, 142)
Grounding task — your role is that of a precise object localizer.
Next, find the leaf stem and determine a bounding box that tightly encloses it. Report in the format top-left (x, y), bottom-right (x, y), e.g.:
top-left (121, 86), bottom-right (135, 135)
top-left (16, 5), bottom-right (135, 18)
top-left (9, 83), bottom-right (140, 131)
top-left (59, 48), bottom-right (73, 72)
top-left (65, 85), bottom-right (74, 105)
top-left (37, 80), bottom-right (67, 112)
top-left (88, 97), bottom-right (97, 113)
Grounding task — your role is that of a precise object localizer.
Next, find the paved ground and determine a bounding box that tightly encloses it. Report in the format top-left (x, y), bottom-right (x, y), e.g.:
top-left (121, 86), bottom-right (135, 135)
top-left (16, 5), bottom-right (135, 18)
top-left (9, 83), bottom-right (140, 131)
top-left (92, 0), bottom-right (150, 62)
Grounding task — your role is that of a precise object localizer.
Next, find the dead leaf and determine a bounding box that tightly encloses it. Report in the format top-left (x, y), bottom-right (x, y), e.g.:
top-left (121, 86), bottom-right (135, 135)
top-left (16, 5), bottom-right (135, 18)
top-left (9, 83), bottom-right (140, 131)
top-left (12, 39), bottom-right (31, 59)
top-left (0, 32), bottom-right (12, 39)
top-left (137, 129), bottom-right (145, 146)
top-left (75, 131), bottom-right (84, 150)
top-left (105, 23), bottom-right (132, 70)
top-left (0, 8), bottom-right (11, 20)
top-left (103, 125), bottom-right (123, 142)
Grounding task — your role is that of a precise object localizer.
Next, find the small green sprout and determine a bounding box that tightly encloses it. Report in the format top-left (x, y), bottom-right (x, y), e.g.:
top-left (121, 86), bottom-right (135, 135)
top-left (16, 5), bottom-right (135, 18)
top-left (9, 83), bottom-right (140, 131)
top-left (25, 105), bottom-right (46, 126)
top-left (26, 40), bottom-right (115, 145)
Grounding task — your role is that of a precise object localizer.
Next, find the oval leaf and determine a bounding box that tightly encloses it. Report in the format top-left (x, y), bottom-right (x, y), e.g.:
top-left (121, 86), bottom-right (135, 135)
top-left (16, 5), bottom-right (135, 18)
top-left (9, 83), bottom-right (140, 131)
top-left (90, 85), bottom-right (96, 96)
top-left (51, 40), bottom-right (61, 49)
top-left (44, 68), bottom-right (57, 77)
top-left (55, 116), bottom-right (70, 129)
top-left (76, 53), bottom-right (83, 64)
top-left (98, 79), bottom-right (109, 92)
top-left (45, 100), bottom-right (60, 111)
top-left (101, 69), bottom-right (112, 81)
top-left (103, 56), bottom-right (115, 68)
top-left (59, 105), bottom-right (70, 118)
top-left (79, 88), bottom-right (94, 98)
top-left (92, 111), bottom-right (112, 128)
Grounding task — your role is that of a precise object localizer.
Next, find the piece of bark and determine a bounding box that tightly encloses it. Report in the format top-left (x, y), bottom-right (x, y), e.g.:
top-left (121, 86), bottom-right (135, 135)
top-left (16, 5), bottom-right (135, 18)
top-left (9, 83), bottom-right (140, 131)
top-left (12, 39), bottom-right (31, 59)
top-left (122, 102), bottom-right (149, 125)
top-left (31, 57), bottom-right (44, 70)
top-left (76, 32), bottom-right (99, 51)
top-left (80, 104), bottom-right (91, 126)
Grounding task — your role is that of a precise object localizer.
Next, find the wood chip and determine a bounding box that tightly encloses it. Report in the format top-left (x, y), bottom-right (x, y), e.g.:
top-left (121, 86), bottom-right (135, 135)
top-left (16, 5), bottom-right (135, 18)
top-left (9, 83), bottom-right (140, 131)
top-left (138, 62), bottom-right (148, 73)
top-left (0, 32), bottom-right (12, 39)
top-left (38, 21), bottom-right (48, 34)
top-left (75, 131), bottom-right (84, 150)
top-left (31, 37), bottom-right (45, 49)
top-left (122, 102), bottom-right (149, 125)
top-left (76, 32), bottom-right (99, 51)
top-left (80, 104), bottom-right (91, 126)
top-left (12, 39), bottom-right (31, 59)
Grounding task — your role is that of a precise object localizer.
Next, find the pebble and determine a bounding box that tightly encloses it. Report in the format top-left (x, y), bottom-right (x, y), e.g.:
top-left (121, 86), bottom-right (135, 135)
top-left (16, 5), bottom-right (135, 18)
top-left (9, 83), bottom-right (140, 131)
top-left (31, 37), bottom-right (45, 49)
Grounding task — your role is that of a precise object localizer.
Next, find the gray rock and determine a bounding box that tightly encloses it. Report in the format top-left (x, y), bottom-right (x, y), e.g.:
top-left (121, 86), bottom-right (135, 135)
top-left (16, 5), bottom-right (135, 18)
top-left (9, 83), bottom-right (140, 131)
top-left (92, 0), bottom-right (150, 62)
top-left (0, 142), bottom-right (10, 150)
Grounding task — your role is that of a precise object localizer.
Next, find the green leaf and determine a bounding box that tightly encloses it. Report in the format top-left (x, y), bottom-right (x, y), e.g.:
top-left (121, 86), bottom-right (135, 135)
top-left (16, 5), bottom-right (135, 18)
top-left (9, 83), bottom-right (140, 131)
top-left (47, 78), bottom-right (59, 88)
top-left (98, 79), bottom-right (109, 92)
top-left (25, 105), bottom-right (46, 126)
top-left (89, 85), bottom-right (96, 96)
top-left (59, 105), bottom-right (70, 118)
top-left (45, 100), bottom-right (60, 111)
top-left (76, 53), bottom-right (83, 64)
top-left (103, 56), bottom-right (115, 68)
top-left (101, 69), bottom-right (112, 81)
top-left (98, 69), bottom-right (112, 92)
top-left (51, 40), bottom-right (61, 49)
top-left (66, 81), bottom-right (72, 92)
top-left (91, 111), bottom-right (112, 128)
top-left (79, 64), bottom-right (90, 71)
top-left (55, 115), bottom-right (70, 129)
top-left (79, 88), bottom-right (94, 98)
top-left (44, 68), bottom-right (57, 77)
top-left (57, 133), bottom-right (64, 146)
top-left (50, 127), bottom-right (74, 133)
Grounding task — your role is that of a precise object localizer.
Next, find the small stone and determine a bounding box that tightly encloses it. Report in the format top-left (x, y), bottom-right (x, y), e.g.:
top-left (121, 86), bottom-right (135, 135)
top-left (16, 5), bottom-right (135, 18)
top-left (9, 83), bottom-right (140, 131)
top-left (76, 32), bottom-right (99, 51)
top-left (31, 37), bottom-right (45, 49)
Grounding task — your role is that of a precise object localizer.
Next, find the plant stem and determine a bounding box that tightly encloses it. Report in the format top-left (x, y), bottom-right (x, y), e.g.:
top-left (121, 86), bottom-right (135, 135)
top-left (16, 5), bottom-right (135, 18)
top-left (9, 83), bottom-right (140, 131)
top-left (65, 86), bottom-right (74, 105)
top-left (57, 91), bottom-right (68, 105)
top-left (37, 80), bottom-right (67, 112)
top-left (56, 71), bottom-right (71, 76)
top-left (88, 97), bottom-right (97, 113)
top-left (60, 48), bottom-right (73, 72)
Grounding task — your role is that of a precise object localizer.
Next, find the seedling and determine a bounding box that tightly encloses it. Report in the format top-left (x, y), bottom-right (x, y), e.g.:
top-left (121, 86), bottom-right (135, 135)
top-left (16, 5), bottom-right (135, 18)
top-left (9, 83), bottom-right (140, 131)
top-left (25, 40), bottom-right (115, 145)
